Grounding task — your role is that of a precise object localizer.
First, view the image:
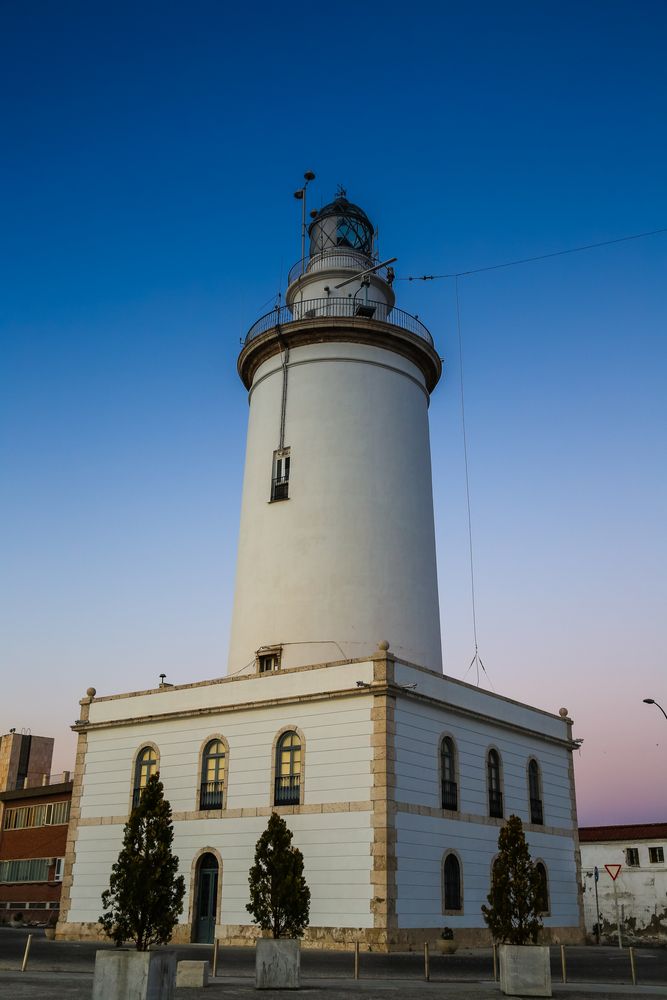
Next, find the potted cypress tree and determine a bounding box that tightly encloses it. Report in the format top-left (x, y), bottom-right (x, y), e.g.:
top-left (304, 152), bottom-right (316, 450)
top-left (482, 815), bottom-right (551, 997)
top-left (247, 812), bottom-right (311, 989)
top-left (95, 773), bottom-right (185, 1000)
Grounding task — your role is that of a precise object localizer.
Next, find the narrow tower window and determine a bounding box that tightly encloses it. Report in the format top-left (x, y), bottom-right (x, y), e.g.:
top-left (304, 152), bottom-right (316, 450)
top-left (271, 449), bottom-right (290, 502)
top-left (535, 861), bottom-right (549, 913)
top-left (443, 852), bottom-right (462, 912)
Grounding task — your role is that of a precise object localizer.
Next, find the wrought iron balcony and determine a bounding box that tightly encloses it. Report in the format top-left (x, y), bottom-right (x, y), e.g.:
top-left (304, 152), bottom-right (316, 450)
top-left (244, 298), bottom-right (432, 348)
top-left (530, 797), bottom-right (544, 825)
top-left (274, 774), bottom-right (300, 806)
top-left (441, 779), bottom-right (458, 811)
top-left (271, 476), bottom-right (289, 502)
top-left (200, 781), bottom-right (224, 810)
top-left (489, 790), bottom-right (503, 819)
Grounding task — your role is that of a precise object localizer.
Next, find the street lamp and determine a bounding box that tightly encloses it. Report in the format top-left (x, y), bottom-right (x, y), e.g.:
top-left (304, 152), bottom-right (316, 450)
top-left (643, 698), bottom-right (667, 721)
top-left (294, 170), bottom-right (316, 270)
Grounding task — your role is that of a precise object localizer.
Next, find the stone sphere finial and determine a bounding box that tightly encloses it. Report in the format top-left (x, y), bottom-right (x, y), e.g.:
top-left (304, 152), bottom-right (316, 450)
top-left (559, 707), bottom-right (569, 718)
top-left (86, 687), bottom-right (97, 698)
top-left (377, 640), bottom-right (390, 651)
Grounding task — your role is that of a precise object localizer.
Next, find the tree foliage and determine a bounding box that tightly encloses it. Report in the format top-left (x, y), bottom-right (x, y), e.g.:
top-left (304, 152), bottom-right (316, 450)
top-left (247, 812), bottom-right (310, 939)
top-left (481, 814), bottom-right (544, 945)
top-left (99, 773), bottom-right (185, 951)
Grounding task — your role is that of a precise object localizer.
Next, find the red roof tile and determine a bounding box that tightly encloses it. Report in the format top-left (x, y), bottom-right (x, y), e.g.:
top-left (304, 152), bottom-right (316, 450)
top-left (579, 823), bottom-right (667, 842)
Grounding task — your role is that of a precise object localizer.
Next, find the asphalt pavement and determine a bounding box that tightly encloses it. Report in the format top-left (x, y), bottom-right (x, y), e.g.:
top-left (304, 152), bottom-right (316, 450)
top-left (1, 928), bottom-right (666, 1000)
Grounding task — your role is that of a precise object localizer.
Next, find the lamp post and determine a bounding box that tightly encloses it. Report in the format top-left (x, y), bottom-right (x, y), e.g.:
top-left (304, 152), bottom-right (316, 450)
top-left (643, 698), bottom-right (667, 721)
top-left (293, 170), bottom-right (316, 270)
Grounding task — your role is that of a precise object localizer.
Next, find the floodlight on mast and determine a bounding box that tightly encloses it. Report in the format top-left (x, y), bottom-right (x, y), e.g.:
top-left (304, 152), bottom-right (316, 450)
top-left (334, 257), bottom-right (398, 290)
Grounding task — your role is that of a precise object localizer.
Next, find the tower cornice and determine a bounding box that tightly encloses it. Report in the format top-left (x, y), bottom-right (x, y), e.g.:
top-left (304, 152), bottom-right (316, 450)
top-left (238, 315), bottom-right (442, 393)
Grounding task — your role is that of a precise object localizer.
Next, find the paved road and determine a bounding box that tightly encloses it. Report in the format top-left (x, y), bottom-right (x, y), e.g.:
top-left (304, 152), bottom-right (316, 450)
top-left (1, 928), bottom-right (666, 998)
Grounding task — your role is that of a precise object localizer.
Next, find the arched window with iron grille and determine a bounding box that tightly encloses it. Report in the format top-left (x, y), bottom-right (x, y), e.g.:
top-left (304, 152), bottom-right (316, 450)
top-left (528, 759), bottom-right (543, 824)
top-left (440, 737), bottom-right (458, 811)
top-left (200, 739), bottom-right (226, 810)
top-left (443, 852), bottom-right (463, 912)
top-left (133, 746), bottom-right (158, 808)
top-left (274, 731), bottom-right (302, 806)
top-left (487, 749), bottom-right (503, 818)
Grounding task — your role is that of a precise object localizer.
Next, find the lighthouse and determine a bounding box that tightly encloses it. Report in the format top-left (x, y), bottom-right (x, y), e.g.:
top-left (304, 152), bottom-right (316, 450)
top-left (228, 191), bottom-right (444, 675)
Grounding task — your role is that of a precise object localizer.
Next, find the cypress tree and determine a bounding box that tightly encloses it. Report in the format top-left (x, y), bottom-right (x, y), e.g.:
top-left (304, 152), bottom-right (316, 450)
top-left (482, 814), bottom-right (543, 945)
top-left (99, 773), bottom-right (185, 951)
top-left (247, 812), bottom-right (310, 939)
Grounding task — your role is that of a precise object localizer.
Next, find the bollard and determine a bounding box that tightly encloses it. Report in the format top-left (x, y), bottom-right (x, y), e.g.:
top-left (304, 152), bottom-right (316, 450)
top-left (354, 940), bottom-right (360, 980)
top-left (629, 946), bottom-right (636, 986)
top-left (424, 942), bottom-right (430, 982)
top-left (560, 944), bottom-right (567, 983)
top-left (212, 938), bottom-right (219, 978)
top-left (21, 934), bottom-right (32, 973)
top-left (492, 943), bottom-right (497, 982)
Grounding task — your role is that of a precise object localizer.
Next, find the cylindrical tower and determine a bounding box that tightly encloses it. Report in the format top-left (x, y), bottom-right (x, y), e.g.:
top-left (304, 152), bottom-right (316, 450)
top-left (228, 192), bottom-right (443, 675)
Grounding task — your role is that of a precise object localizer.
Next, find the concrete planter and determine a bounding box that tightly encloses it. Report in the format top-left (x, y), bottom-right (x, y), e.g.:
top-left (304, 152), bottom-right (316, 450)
top-left (92, 949), bottom-right (176, 1000)
top-left (255, 937), bottom-right (300, 989)
top-left (499, 944), bottom-right (551, 997)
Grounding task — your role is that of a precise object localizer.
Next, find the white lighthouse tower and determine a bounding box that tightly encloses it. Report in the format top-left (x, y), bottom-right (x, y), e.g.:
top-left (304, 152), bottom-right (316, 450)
top-left (228, 190), bottom-right (444, 675)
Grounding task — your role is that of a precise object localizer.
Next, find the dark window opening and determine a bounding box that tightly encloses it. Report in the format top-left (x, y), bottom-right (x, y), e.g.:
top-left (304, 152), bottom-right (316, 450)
top-left (528, 759), bottom-right (543, 825)
top-left (443, 854), bottom-right (462, 911)
top-left (535, 862), bottom-right (549, 913)
top-left (649, 847), bottom-right (664, 864)
top-left (440, 737), bottom-right (458, 811)
top-left (626, 847), bottom-right (640, 867)
top-left (488, 750), bottom-right (503, 818)
top-left (271, 451), bottom-right (290, 502)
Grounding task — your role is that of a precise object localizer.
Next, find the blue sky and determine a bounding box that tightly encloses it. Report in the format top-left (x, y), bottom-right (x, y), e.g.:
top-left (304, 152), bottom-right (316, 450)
top-left (1, 1), bottom-right (666, 824)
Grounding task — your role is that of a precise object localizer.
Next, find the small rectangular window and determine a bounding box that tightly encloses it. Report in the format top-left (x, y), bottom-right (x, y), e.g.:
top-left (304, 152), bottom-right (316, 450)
top-left (625, 847), bottom-right (640, 867)
top-left (257, 646), bottom-right (282, 674)
top-left (649, 847), bottom-right (664, 864)
top-left (271, 449), bottom-right (290, 501)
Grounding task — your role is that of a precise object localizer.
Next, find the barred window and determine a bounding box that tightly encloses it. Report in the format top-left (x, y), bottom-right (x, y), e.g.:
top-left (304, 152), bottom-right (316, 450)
top-left (0, 858), bottom-right (51, 883)
top-left (3, 800), bottom-right (71, 830)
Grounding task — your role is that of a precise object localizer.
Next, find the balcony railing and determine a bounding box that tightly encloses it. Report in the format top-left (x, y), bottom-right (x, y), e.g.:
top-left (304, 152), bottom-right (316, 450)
top-left (200, 781), bottom-right (224, 810)
top-left (530, 797), bottom-right (544, 825)
top-left (288, 250), bottom-right (382, 286)
top-left (271, 476), bottom-right (289, 501)
top-left (441, 779), bottom-right (458, 811)
top-left (274, 774), bottom-right (300, 806)
top-left (489, 790), bottom-right (503, 819)
top-left (245, 298), bottom-right (432, 347)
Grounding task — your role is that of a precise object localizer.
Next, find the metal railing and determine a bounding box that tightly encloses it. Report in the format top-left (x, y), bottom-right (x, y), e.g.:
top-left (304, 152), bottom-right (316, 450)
top-left (245, 298), bottom-right (432, 346)
top-left (271, 476), bottom-right (289, 501)
top-left (489, 790), bottom-right (503, 819)
top-left (274, 774), bottom-right (300, 806)
top-left (288, 249), bottom-right (380, 286)
top-left (441, 780), bottom-right (458, 811)
top-left (530, 797), bottom-right (544, 825)
top-left (200, 781), bottom-right (224, 810)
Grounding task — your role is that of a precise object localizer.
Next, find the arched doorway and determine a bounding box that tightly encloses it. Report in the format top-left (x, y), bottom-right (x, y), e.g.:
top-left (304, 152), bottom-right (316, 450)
top-left (194, 852), bottom-right (219, 943)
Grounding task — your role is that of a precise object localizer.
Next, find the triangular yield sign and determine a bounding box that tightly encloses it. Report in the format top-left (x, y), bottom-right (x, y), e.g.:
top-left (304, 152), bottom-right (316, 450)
top-left (605, 864), bottom-right (622, 880)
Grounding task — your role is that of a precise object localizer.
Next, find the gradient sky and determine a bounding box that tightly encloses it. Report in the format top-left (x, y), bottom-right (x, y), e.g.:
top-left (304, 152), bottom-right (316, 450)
top-left (1, 2), bottom-right (666, 826)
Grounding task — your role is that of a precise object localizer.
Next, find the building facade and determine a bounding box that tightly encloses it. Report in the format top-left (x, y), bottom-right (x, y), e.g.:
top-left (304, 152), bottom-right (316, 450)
top-left (580, 823), bottom-right (667, 946)
top-left (0, 730), bottom-right (72, 924)
top-left (59, 192), bottom-right (584, 949)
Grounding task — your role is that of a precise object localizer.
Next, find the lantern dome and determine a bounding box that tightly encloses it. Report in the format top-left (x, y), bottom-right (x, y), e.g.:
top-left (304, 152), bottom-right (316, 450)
top-left (308, 191), bottom-right (374, 258)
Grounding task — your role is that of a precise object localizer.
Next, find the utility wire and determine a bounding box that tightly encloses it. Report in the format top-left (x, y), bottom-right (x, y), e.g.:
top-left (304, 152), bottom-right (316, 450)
top-left (399, 226), bottom-right (667, 282)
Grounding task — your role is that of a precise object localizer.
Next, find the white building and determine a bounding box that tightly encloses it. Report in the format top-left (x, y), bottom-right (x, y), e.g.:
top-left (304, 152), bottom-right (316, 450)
top-left (59, 192), bottom-right (584, 949)
top-left (580, 823), bottom-right (667, 946)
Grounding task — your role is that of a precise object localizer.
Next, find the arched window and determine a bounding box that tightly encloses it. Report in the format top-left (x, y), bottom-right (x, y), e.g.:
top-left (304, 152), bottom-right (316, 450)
top-left (133, 746), bottom-right (158, 808)
top-left (274, 731), bottom-right (301, 806)
top-left (487, 749), bottom-right (503, 818)
top-left (535, 861), bottom-right (549, 913)
top-left (443, 852), bottom-right (462, 912)
top-left (440, 737), bottom-right (458, 810)
top-left (528, 759), bottom-right (543, 824)
top-left (200, 739), bottom-right (226, 810)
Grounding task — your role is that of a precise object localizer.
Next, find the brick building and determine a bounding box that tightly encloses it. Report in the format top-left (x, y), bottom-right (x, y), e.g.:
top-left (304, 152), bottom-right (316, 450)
top-left (0, 731), bottom-right (72, 924)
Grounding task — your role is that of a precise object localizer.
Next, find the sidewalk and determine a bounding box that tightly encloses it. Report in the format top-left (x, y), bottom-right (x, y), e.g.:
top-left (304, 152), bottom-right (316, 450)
top-left (1, 971), bottom-right (665, 1000)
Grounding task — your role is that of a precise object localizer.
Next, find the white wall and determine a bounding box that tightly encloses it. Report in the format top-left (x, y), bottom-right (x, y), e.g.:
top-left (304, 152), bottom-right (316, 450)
top-left (68, 691), bottom-right (375, 929)
top-left (228, 339), bottom-right (442, 675)
top-left (581, 840), bottom-right (667, 943)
